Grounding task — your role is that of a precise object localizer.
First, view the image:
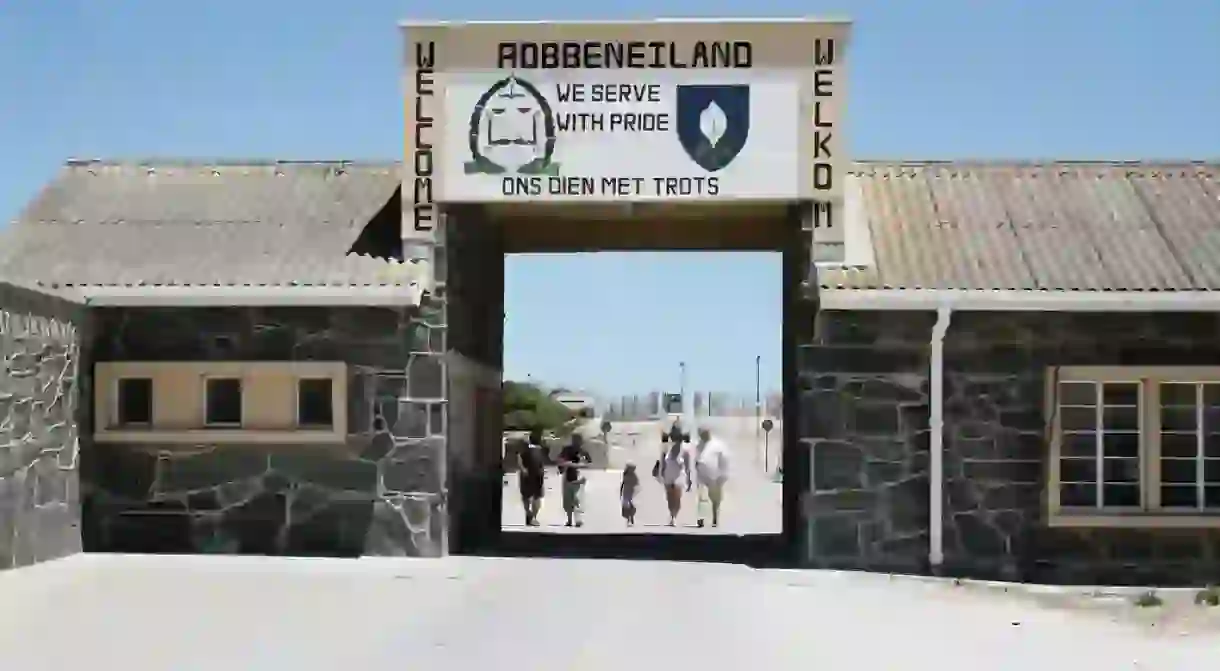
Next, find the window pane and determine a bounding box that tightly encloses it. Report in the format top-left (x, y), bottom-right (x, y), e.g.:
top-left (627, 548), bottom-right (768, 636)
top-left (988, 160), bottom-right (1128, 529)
top-left (297, 378), bottom-right (334, 427)
top-left (1162, 432), bottom-right (1200, 459)
top-left (1160, 458), bottom-right (1198, 484)
top-left (1206, 433), bottom-right (1220, 459)
top-left (1060, 407), bottom-right (1098, 432)
top-left (1102, 432), bottom-right (1140, 459)
top-left (1103, 484), bottom-right (1140, 507)
top-left (1161, 383), bottom-right (1198, 407)
top-left (1059, 382), bottom-right (1097, 406)
top-left (1204, 383), bottom-right (1220, 408)
top-left (117, 377), bottom-right (153, 425)
top-left (1103, 457), bottom-right (1140, 483)
top-left (1060, 457), bottom-right (1096, 483)
top-left (1205, 407), bottom-right (1220, 431)
top-left (1061, 431), bottom-right (1097, 457)
top-left (1160, 407), bottom-right (1197, 432)
top-left (1205, 486), bottom-right (1220, 509)
top-left (1103, 406), bottom-right (1139, 432)
top-left (205, 378), bottom-right (243, 425)
top-left (1060, 483), bottom-right (1097, 507)
top-left (1205, 459), bottom-right (1220, 485)
top-left (1161, 485), bottom-right (1199, 509)
top-left (1103, 383), bottom-right (1139, 406)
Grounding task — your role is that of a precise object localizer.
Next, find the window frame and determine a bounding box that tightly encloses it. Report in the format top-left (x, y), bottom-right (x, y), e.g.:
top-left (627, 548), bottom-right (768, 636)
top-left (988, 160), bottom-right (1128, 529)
top-left (114, 376), bottom-right (154, 427)
top-left (1048, 366), bottom-right (1220, 528)
top-left (295, 376), bottom-right (335, 429)
top-left (202, 376), bottom-right (245, 428)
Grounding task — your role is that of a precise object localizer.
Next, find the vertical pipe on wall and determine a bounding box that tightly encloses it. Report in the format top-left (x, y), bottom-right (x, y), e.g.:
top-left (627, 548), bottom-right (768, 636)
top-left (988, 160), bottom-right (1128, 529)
top-left (929, 305), bottom-right (953, 570)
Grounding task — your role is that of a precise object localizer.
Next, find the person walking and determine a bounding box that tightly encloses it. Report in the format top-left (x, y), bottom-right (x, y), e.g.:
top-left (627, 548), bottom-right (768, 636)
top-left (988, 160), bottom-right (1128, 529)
top-left (653, 422), bottom-right (692, 526)
top-left (557, 433), bottom-right (592, 527)
top-left (517, 430), bottom-right (547, 526)
top-left (692, 426), bottom-right (731, 528)
top-left (619, 462), bottom-right (640, 526)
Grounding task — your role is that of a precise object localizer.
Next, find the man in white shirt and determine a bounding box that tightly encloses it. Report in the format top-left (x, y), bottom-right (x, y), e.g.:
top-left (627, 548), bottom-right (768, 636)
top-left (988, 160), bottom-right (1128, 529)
top-left (692, 426), bottom-right (730, 528)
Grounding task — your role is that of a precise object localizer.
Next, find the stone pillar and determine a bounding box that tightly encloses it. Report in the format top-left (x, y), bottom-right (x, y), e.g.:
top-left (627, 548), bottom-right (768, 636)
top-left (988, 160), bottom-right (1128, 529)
top-left (433, 205), bottom-right (504, 555)
top-left (0, 282), bottom-right (86, 569)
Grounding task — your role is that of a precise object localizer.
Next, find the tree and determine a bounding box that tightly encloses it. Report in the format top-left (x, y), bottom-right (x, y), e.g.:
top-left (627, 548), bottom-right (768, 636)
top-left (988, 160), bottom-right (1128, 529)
top-left (502, 380), bottom-right (576, 435)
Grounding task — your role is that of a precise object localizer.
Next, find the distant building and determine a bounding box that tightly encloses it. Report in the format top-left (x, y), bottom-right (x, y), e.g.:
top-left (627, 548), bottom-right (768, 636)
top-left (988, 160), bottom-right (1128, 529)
top-left (550, 390), bottom-right (595, 418)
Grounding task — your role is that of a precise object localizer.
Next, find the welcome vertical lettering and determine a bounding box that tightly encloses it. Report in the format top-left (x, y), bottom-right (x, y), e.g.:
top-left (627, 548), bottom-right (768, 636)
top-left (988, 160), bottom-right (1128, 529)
top-left (413, 41), bottom-right (437, 232)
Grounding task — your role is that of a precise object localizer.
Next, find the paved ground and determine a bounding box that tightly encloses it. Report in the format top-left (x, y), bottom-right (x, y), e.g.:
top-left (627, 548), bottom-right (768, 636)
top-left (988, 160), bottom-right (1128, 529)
top-left (1, 553), bottom-right (1214, 670)
top-left (5, 417), bottom-right (1211, 668)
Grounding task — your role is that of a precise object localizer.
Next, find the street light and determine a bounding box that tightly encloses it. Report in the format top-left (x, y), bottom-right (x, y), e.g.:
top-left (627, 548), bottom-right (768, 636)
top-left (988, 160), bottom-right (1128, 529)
top-left (754, 355), bottom-right (762, 452)
top-left (679, 361), bottom-right (687, 419)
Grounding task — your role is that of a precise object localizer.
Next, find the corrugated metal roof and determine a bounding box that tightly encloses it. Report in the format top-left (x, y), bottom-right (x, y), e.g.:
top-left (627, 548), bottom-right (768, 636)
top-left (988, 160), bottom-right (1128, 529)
top-left (5, 159), bottom-right (1217, 296)
top-left (0, 160), bottom-right (424, 292)
top-left (821, 161), bottom-right (1220, 292)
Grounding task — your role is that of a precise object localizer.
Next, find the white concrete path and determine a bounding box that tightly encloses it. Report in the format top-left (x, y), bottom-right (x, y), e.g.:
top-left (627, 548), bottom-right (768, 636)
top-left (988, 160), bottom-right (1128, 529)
top-left (0, 553), bottom-right (1212, 670)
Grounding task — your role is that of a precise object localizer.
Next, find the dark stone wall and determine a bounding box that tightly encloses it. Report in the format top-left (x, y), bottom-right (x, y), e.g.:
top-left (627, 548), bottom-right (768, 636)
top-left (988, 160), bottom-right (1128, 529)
top-left (438, 206), bottom-right (506, 555)
top-left (799, 311), bottom-right (934, 574)
top-left (800, 309), bottom-right (1220, 585)
top-left (0, 282), bottom-right (85, 569)
top-left (82, 305), bottom-right (448, 557)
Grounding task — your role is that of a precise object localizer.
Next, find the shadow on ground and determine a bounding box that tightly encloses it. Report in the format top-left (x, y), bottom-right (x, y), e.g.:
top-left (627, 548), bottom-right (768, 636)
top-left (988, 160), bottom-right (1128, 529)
top-left (474, 532), bottom-right (792, 568)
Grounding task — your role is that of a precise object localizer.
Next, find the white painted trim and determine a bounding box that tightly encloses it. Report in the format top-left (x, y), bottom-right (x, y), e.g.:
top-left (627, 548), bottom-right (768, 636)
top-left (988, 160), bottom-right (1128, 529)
top-left (820, 289), bottom-right (1220, 312)
top-left (928, 306), bottom-right (951, 569)
top-left (93, 430), bottom-right (346, 446)
top-left (72, 285), bottom-right (424, 307)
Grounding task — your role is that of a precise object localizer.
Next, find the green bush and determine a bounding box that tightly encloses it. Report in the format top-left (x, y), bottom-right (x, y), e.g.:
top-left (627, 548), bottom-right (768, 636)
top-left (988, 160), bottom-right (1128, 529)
top-left (1194, 585), bottom-right (1220, 607)
top-left (502, 381), bottom-right (576, 435)
top-left (1133, 590), bottom-right (1163, 608)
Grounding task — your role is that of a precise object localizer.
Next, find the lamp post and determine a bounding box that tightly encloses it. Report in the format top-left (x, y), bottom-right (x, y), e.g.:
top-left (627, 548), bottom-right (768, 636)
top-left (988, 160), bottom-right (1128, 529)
top-left (755, 355), bottom-right (762, 461)
top-left (679, 361), bottom-right (687, 420)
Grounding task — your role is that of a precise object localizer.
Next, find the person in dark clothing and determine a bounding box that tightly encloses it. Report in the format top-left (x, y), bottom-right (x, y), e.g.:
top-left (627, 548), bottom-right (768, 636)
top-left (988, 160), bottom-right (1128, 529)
top-left (557, 433), bottom-right (593, 527)
top-left (517, 430), bottom-right (547, 526)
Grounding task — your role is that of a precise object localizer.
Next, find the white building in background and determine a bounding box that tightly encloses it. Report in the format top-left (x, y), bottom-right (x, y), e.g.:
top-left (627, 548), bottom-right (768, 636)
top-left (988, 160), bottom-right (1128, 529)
top-left (550, 390), bottom-right (596, 418)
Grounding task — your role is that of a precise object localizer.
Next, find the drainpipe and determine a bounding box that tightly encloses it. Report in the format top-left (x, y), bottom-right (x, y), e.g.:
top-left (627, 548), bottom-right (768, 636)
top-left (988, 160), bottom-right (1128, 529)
top-left (929, 305), bottom-right (953, 571)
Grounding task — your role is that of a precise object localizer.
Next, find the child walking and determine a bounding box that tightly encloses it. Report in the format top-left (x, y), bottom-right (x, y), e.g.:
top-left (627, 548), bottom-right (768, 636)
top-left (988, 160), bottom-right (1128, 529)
top-left (620, 463), bottom-right (640, 526)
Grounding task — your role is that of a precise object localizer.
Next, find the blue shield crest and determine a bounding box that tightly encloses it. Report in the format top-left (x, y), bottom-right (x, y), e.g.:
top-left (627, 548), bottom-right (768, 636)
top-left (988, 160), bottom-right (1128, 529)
top-left (675, 85), bottom-right (751, 172)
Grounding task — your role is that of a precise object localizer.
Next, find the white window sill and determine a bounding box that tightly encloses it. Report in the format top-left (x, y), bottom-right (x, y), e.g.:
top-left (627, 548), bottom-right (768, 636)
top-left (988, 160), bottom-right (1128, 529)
top-left (1048, 513), bottom-right (1220, 529)
top-left (94, 429), bottom-right (345, 445)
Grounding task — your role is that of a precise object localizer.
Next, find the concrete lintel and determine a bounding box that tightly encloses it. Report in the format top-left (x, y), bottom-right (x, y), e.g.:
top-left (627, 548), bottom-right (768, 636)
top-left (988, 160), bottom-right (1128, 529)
top-left (820, 289), bottom-right (1220, 312)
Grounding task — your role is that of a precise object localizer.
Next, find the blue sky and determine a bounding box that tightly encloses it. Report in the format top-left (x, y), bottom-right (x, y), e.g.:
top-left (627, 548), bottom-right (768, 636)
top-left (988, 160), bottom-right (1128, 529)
top-left (2, 1), bottom-right (1218, 396)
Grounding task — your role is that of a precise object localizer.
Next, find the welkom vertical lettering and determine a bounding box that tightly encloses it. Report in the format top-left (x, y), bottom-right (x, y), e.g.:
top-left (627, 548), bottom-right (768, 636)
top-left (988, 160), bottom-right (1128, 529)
top-left (811, 38), bottom-right (837, 235)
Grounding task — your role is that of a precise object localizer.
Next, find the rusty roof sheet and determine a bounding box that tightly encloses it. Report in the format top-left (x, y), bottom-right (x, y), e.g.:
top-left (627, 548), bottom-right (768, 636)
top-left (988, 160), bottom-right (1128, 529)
top-left (821, 161), bottom-right (1220, 292)
top-left (0, 160), bottom-right (424, 292)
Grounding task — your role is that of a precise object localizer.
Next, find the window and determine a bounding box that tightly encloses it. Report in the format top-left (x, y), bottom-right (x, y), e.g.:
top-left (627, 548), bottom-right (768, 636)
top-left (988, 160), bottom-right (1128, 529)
top-left (94, 362), bottom-right (347, 444)
top-left (1157, 383), bottom-right (1220, 510)
top-left (1052, 369), bottom-right (1220, 521)
top-left (116, 377), bottom-right (153, 426)
top-left (204, 377), bottom-right (243, 427)
top-left (296, 378), bottom-right (334, 428)
top-left (1056, 380), bottom-right (1142, 509)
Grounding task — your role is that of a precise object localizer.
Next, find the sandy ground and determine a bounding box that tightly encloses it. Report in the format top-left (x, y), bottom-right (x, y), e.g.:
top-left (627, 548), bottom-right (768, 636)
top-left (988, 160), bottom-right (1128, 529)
top-left (1, 553), bottom-right (1216, 670)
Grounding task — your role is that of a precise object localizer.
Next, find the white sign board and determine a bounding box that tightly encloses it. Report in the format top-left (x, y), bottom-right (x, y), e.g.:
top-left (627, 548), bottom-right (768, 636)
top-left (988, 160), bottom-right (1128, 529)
top-left (403, 20), bottom-right (851, 231)
top-left (442, 72), bottom-right (802, 202)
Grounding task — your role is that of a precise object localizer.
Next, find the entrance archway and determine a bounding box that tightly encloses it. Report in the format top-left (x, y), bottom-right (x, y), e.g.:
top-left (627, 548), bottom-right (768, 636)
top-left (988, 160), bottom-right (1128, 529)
top-left (401, 18), bottom-right (850, 565)
top-left (440, 204), bottom-right (812, 563)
